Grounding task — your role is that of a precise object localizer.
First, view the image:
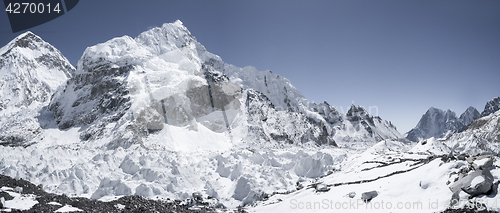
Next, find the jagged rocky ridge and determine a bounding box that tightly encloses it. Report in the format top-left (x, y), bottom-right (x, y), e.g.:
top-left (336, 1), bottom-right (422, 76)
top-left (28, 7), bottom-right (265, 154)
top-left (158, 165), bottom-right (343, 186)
top-left (407, 97), bottom-right (500, 142)
top-left (481, 97), bottom-right (500, 117)
top-left (405, 106), bottom-right (480, 142)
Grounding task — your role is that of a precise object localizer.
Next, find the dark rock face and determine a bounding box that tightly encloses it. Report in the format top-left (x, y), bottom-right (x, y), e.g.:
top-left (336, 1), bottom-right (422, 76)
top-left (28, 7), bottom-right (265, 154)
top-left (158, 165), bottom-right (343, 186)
top-left (481, 97), bottom-right (500, 117)
top-left (312, 101), bottom-right (342, 125)
top-left (49, 57), bottom-right (136, 148)
top-left (448, 155), bottom-right (495, 207)
top-left (406, 107), bottom-right (480, 142)
top-left (245, 89), bottom-right (336, 146)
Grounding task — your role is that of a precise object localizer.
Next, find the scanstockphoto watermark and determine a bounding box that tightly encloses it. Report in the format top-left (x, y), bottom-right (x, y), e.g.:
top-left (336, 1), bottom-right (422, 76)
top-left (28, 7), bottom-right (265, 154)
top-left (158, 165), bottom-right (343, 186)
top-left (290, 199), bottom-right (425, 210)
top-left (289, 198), bottom-right (495, 211)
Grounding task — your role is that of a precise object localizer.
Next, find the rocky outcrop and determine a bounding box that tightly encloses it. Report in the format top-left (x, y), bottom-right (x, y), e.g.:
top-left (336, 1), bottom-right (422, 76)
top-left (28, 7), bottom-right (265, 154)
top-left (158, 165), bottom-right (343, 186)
top-left (449, 155), bottom-right (494, 201)
top-left (480, 97), bottom-right (500, 117)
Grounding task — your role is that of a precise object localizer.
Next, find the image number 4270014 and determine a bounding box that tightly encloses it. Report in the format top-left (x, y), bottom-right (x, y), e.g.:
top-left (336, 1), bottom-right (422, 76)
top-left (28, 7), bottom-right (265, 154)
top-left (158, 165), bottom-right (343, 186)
top-left (3, 0), bottom-right (79, 33)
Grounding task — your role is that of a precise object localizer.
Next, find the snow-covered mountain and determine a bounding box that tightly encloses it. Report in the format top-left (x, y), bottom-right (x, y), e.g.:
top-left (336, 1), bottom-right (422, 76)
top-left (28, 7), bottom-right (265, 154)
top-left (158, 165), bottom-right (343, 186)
top-left (0, 32), bottom-right (74, 146)
top-left (446, 110), bottom-right (500, 154)
top-left (46, 20), bottom-right (401, 150)
top-left (459, 106), bottom-right (481, 128)
top-left (445, 97), bottom-right (500, 154)
top-left (480, 97), bottom-right (500, 117)
top-left (0, 31), bottom-right (73, 111)
top-left (314, 103), bottom-right (402, 145)
top-left (405, 106), bottom-right (480, 142)
top-left (0, 20), bottom-right (403, 209)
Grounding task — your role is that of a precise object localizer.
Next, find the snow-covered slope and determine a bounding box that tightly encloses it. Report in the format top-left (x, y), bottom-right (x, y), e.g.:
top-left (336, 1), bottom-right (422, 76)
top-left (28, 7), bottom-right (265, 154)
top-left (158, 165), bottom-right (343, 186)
top-left (250, 99), bottom-right (500, 212)
top-left (446, 109), bottom-right (500, 154)
top-left (251, 137), bottom-right (500, 213)
top-left (0, 32), bottom-right (74, 146)
top-left (405, 107), bottom-right (480, 142)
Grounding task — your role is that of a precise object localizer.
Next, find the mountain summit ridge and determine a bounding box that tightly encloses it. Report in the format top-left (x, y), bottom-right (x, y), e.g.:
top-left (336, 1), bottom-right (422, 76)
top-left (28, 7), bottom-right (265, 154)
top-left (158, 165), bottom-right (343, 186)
top-left (405, 97), bottom-right (500, 142)
top-left (405, 106), bottom-right (480, 142)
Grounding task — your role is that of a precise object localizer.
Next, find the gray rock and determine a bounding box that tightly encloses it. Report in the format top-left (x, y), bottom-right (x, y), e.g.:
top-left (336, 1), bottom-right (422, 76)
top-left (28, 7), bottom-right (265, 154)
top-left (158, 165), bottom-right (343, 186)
top-left (347, 192), bottom-right (356, 198)
top-left (449, 168), bottom-right (493, 197)
top-left (462, 169), bottom-right (494, 196)
top-left (468, 156), bottom-right (494, 170)
top-left (361, 191), bottom-right (378, 202)
top-left (14, 187), bottom-right (23, 193)
top-left (315, 184), bottom-right (329, 192)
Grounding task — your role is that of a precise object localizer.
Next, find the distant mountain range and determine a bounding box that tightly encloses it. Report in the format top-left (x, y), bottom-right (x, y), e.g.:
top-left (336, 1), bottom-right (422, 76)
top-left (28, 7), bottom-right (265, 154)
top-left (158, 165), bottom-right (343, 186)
top-left (405, 97), bottom-right (500, 142)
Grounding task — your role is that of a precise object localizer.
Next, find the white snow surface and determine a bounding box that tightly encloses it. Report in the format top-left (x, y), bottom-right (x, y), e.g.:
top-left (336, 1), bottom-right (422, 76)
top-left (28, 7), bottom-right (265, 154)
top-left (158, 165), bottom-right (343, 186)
top-left (54, 205), bottom-right (83, 212)
top-left (250, 140), bottom-right (500, 213)
top-left (0, 187), bottom-right (39, 211)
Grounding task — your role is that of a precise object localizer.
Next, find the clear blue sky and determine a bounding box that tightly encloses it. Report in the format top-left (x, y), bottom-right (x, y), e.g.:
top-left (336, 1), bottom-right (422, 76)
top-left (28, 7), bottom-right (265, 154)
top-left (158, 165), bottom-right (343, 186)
top-left (1, 0), bottom-right (499, 133)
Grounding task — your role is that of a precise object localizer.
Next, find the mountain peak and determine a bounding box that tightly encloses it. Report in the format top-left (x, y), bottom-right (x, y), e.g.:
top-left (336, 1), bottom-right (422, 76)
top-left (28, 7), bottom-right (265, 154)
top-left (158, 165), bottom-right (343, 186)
top-left (406, 107), bottom-right (461, 142)
top-left (173, 19), bottom-right (184, 26)
top-left (481, 97), bottom-right (500, 117)
top-left (407, 105), bottom-right (483, 142)
top-left (0, 32), bottom-right (74, 111)
top-left (459, 106), bottom-right (480, 128)
top-left (426, 107), bottom-right (442, 114)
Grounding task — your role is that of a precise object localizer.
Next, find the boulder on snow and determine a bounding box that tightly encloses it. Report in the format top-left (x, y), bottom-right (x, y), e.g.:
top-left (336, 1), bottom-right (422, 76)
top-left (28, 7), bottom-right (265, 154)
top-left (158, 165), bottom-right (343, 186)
top-left (315, 183), bottom-right (329, 192)
top-left (467, 155), bottom-right (493, 170)
top-left (347, 192), bottom-right (356, 198)
top-left (361, 191), bottom-right (378, 202)
top-left (0, 197), bottom-right (4, 209)
top-left (14, 187), bottom-right (22, 193)
top-left (449, 168), bottom-right (494, 197)
top-left (462, 171), bottom-right (494, 196)
top-left (192, 192), bottom-right (203, 202)
top-left (457, 153), bottom-right (469, 161)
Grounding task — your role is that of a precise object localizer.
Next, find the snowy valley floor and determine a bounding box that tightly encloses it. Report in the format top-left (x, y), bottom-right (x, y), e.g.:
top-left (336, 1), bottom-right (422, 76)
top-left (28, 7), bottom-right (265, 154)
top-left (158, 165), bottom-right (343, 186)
top-left (1, 130), bottom-right (500, 212)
